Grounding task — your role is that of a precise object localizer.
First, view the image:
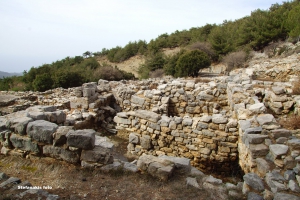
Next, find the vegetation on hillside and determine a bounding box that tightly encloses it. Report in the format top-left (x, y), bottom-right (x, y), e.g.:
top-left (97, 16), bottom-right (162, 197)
top-left (1, 0), bottom-right (299, 91)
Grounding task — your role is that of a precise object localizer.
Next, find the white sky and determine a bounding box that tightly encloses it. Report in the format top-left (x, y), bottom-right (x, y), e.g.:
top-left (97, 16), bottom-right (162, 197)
top-left (0, 0), bottom-right (283, 73)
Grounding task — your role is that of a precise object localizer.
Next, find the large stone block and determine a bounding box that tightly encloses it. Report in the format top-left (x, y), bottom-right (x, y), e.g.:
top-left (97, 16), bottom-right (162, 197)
top-left (6, 117), bottom-right (33, 135)
top-left (131, 95), bottom-right (145, 106)
top-left (43, 145), bottom-right (79, 164)
top-left (81, 146), bottom-right (113, 164)
top-left (67, 129), bottom-right (95, 150)
top-left (26, 120), bottom-right (58, 144)
top-left (10, 134), bottom-right (39, 153)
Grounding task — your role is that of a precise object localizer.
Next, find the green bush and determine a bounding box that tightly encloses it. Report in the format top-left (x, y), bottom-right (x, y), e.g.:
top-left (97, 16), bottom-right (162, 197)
top-left (33, 74), bottom-right (53, 92)
top-left (175, 50), bottom-right (211, 77)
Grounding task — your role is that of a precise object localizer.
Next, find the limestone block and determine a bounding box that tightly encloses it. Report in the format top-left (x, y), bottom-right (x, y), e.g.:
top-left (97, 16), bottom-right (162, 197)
top-left (131, 95), bottom-right (145, 106)
top-left (212, 114), bottom-right (228, 124)
top-left (158, 155), bottom-right (191, 173)
top-left (256, 114), bottom-right (276, 126)
top-left (10, 134), bottom-right (39, 153)
top-left (244, 127), bottom-right (262, 135)
top-left (243, 173), bottom-right (265, 192)
top-left (249, 103), bottom-right (266, 114)
top-left (129, 133), bottom-right (139, 144)
top-left (43, 145), bottom-right (79, 164)
top-left (256, 158), bottom-right (270, 176)
top-left (134, 110), bottom-right (161, 123)
top-left (249, 144), bottom-right (269, 158)
top-left (271, 129), bottom-right (291, 139)
top-left (53, 126), bottom-right (73, 146)
top-left (269, 144), bottom-right (289, 158)
top-left (140, 135), bottom-right (151, 150)
top-left (287, 139), bottom-right (300, 151)
top-left (26, 120), bottom-right (58, 144)
top-left (272, 86), bottom-right (285, 95)
top-left (244, 134), bottom-right (269, 145)
top-left (113, 116), bottom-right (131, 125)
top-left (81, 146), bottom-right (113, 164)
top-left (67, 129), bottom-right (95, 150)
top-left (6, 117), bottom-right (33, 135)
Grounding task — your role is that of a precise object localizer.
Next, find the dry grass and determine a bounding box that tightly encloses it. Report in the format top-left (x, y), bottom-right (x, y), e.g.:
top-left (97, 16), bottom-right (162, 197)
top-left (292, 77), bottom-right (300, 95)
top-left (0, 155), bottom-right (213, 200)
top-left (279, 114), bottom-right (300, 130)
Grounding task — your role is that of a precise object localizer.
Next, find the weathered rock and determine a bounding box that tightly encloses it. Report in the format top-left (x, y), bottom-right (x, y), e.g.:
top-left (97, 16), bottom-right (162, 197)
top-left (134, 110), bottom-right (161, 123)
top-left (158, 155), bottom-right (191, 173)
top-left (186, 177), bottom-right (199, 188)
top-left (0, 177), bottom-right (21, 189)
top-left (249, 144), bottom-right (269, 158)
top-left (204, 175), bottom-right (223, 185)
top-left (212, 114), bottom-right (228, 124)
top-left (272, 86), bottom-right (285, 95)
top-left (67, 129), bottom-right (95, 150)
top-left (265, 171), bottom-right (287, 193)
top-left (289, 180), bottom-right (300, 192)
top-left (113, 116), bottom-right (131, 125)
top-left (244, 127), bottom-right (262, 134)
top-left (269, 144), bottom-right (289, 158)
top-left (243, 173), bottom-right (264, 192)
top-left (249, 103), bottom-right (266, 114)
top-left (288, 139), bottom-right (300, 151)
top-left (256, 158), bottom-right (270, 176)
top-left (129, 133), bottom-right (139, 144)
top-left (43, 145), bottom-right (80, 164)
top-left (274, 193), bottom-right (300, 200)
top-left (271, 129), bottom-right (291, 139)
top-left (147, 161), bottom-right (174, 181)
top-left (123, 162), bottom-right (138, 173)
top-left (26, 120), bottom-right (58, 144)
top-left (6, 117), bottom-right (33, 135)
top-left (131, 95), bottom-right (145, 106)
top-left (95, 136), bottom-right (114, 150)
top-left (53, 126), bottom-right (73, 146)
top-left (256, 114), bottom-right (276, 125)
top-left (140, 135), bottom-right (151, 150)
top-left (247, 192), bottom-right (264, 200)
top-left (10, 134), bottom-right (39, 153)
top-left (81, 146), bottom-right (113, 164)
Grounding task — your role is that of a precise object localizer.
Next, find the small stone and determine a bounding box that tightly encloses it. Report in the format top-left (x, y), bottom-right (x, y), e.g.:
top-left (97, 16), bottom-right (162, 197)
top-left (289, 180), bottom-right (300, 192)
top-left (247, 192), bottom-right (264, 200)
top-left (186, 177), bottom-right (199, 188)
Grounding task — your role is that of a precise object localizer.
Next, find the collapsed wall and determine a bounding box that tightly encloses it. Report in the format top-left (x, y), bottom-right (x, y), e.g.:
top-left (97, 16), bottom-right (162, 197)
top-left (1, 64), bottom-right (300, 196)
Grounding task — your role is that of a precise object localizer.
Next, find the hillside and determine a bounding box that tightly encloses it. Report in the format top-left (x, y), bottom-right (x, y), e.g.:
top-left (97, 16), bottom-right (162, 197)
top-left (0, 71), bottom-right (22, 78)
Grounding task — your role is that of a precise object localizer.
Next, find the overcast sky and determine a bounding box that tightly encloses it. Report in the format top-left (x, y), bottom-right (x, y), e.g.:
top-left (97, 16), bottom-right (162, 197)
top-left (0, 0), bottom-right (283, 73)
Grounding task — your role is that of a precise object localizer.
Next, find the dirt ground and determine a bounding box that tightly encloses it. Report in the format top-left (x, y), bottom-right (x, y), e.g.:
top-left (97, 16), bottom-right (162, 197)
top-left (0, 155), bottom-right (216, 200)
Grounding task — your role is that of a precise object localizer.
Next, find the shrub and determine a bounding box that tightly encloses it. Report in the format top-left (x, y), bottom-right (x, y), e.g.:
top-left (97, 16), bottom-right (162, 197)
top-left (96, 66), bottom-right (123, 81)
top-left (33, 74), bottom-right (53, 92)
top-left (189, 42), bottom-right (216, 60)
top-left (279, 114), bottom-right (300, 129)
top-left (175, 50), bottom-right (211, 77)
top-left (223, 51), bottom-right (247, 72)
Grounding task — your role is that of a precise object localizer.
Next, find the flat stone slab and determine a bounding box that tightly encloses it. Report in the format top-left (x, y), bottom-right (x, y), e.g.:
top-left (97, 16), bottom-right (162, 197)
top-left (270, 144), bottom-right (289, 158)
top-left (133, 110), bottom-right (161, 123)
top-left (0, 177), bottom-right (21, 189)
top-left (271, 129), bottom-right (291, 139)
top-left (7, 117), bottom-right (33, 135)
top-left (256, 114), bottom-right (276, 125)
top-left (0, 95), bottom-right (18, 106)
top-left (158, 155), bottom-right (191, 173)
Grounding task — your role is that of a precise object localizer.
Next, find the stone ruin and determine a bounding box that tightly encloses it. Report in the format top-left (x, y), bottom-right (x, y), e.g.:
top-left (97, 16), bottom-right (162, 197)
top-left (1, 52), bottom-right (300, 199)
